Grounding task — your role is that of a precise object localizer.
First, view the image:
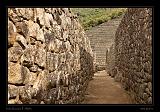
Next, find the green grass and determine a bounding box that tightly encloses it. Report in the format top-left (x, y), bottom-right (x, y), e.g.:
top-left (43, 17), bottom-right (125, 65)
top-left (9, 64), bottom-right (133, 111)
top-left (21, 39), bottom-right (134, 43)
top-left (71, 8), bottom-right (127, 30)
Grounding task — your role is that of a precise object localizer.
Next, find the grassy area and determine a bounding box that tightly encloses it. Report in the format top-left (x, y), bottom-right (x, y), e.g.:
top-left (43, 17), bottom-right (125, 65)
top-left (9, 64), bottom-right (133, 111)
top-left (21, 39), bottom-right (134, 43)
top-left (71, 8), bottom-right (127, 30)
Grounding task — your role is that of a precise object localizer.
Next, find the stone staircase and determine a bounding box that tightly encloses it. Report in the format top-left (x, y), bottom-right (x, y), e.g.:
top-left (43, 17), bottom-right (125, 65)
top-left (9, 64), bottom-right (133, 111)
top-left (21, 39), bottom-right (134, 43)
top-left (85, 16), bottom-right (123, 68)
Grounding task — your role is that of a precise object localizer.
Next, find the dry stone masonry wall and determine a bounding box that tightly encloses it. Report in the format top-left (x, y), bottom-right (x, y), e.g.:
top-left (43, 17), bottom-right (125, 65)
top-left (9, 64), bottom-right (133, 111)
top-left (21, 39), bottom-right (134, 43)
top-left (8, 8), bottom-right (94, 104)
top-left (106, 43), bottom-right (115, 77)
top-left (106, 8), bottom-right (152, 104)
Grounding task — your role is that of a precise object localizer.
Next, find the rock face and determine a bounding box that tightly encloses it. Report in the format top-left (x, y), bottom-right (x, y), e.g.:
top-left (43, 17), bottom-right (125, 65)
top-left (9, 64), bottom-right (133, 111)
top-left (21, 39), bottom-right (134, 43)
top-left (8, 8), bottom-right (94, 104)
top-left (106, 8), bottom-right (152, 104)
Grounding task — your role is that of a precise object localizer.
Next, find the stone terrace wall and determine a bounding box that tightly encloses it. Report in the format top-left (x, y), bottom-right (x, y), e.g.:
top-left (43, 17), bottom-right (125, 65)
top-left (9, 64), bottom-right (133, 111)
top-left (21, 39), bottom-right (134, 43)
top-left (106, 8), bottom-right (152, 104)
top-left (8, 8), bottom-right (94, 104)
top-left (86, 17), bottom-right (122, 69)
top-left (106, 43), bottom-right (115, 77)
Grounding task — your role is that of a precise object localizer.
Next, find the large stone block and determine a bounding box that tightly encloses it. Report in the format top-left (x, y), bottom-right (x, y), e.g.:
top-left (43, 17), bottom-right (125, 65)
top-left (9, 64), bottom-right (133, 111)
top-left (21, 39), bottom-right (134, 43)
top-left (8, 45), bottom-right (23, 62)
top-left (47, 39), bottom-right (56, 52)
top-left (35, 48), bottom-right (46, 68)
top-left (22, 44), bottom-right (36, 67)
top-left (36, 29), bottom-right (45, 43)
top-left (8, 84), bottom-right (19, 99)
top-left (8, 99), bottom-right (22, 104)
top-left (19, 86), bottom-right (33, 103)
top-left (64, 41), bottom-right (71, 52)
top-left (23, 66), bottom-right (37, 86)
top-left (147, 82), bottom-right (152, 92)
top-left (8, 62), bottom-right (24, 84)
top-left (44, 12), bottom-right (54, 28)
top-left (15, 8), bottom-right (34, 20)
top-left (8, 20), bottom-right (17, 37)
top-left (15, 21), bottom-right (29, 37)
top-left (26, 20), bottom-right (40, 38)
top-left (33, 70), bottom-right (48, 91)
top-left (16, 34), bottom-right (27, 49)
top-left (147, 97), bottom-right (152, 104)
top-left (8, 8), bottom-right (23, 23)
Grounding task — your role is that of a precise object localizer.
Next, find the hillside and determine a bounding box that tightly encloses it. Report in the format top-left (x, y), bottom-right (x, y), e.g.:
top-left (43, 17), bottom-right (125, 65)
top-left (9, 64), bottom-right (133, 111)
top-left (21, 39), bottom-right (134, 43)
top-left (71, 8), bottom-right (126, 30)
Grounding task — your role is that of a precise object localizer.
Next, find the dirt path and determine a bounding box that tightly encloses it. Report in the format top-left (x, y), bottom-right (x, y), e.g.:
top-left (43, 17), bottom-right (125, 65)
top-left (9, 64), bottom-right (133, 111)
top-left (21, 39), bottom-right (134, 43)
top-left (82, 70), bottom-right (132, 104)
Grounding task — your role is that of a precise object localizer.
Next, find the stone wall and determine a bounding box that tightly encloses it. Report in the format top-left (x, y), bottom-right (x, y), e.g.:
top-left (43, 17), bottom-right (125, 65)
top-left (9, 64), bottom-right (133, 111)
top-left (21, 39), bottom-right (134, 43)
top-left (106, 8), bottom-right (152, 104)
top-left (8, 8), bottom-right (94, 104)
top-left (86, 17), bottom-right (122, 70)
top-left (106, 43), bottom-right (115, 77)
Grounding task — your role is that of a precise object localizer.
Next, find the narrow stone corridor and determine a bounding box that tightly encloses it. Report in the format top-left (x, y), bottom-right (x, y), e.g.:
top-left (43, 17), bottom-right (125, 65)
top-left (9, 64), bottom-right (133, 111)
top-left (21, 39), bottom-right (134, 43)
top-left (7, 8), bottom-right (152, 104)
top-left (82, 70), bottom-right (132, 104)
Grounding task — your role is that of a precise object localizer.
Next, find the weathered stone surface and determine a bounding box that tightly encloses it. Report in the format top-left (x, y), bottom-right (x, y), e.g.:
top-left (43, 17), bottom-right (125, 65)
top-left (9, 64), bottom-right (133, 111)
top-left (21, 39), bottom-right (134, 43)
top-left (16, 33), bottom-right (27, 49)
top-left (29, 64), bottom-right (38, 72)
top-left (33, 70), bottom-right (49, 91)
top-left (48, 71), bottom-right (59, 88)
top-left (8, 8), bottom-right (94, 104)
top-left (65, 41), bottom-right (71, 52)
top-left (8, 20), bottom-right (17, 47)
top-left (8, 99), bottom-right (22, 104)
top-left (58, 53), bottom-right (66, 64)
top-left (54, 11), bottom-right (62, 25)
top-left (145, 88), bottom-right (152, 96)
top-left (36, 29), bottom-right (45, 43)
top-left (29, 37), bottom-right (36, 45)
top-left (8, 20), bottom-right (17, 37)
top-left (35, 48), bottom-right (46, 68)
top-left (47, 39), bottom-right (56, 52)
top-left (106, 8), bottom-right (152, 104)
top-left (147, 82), bottom-right (152, 92)
top-left (44, 12), bottom-right (54, 28)
top-left (23, 66), bottom-right (37, 85)
top-left (54, 38), bottom-right (62, 53)
top-left (15, 21), bottom-right (29, 37)
top-left (52, 25), bottom-right (62, 39)
top-left (8, 8), bottom-right (23, 23)
top-left (27, 20), bottom-right (40, 38)
top-left (19, 86), bottom-right (36, 103)
top-left (8, 62), bottom-right (24, 84)
top-left (29, 99), bottom-right (38, 104)
top-left (8, 85), bottom-right (19, 98)
top-left (147, 97), bottom-right (152, 104)
top-left (22, 44), bottom-right (36, 66)
top-left (46, 52), bottom-right (59, 72)
top-left (35, 8), bottom-right (45, 26)
top-left (8, 45), bottom-right (23, 62)
top-left (15, 8), bottom-right (34, 20)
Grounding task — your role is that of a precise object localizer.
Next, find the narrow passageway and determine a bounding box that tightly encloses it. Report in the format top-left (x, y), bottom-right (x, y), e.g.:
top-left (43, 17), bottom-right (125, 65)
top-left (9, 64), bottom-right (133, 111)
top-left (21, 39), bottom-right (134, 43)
top-left (82, 70), bottom-right (132, 104)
